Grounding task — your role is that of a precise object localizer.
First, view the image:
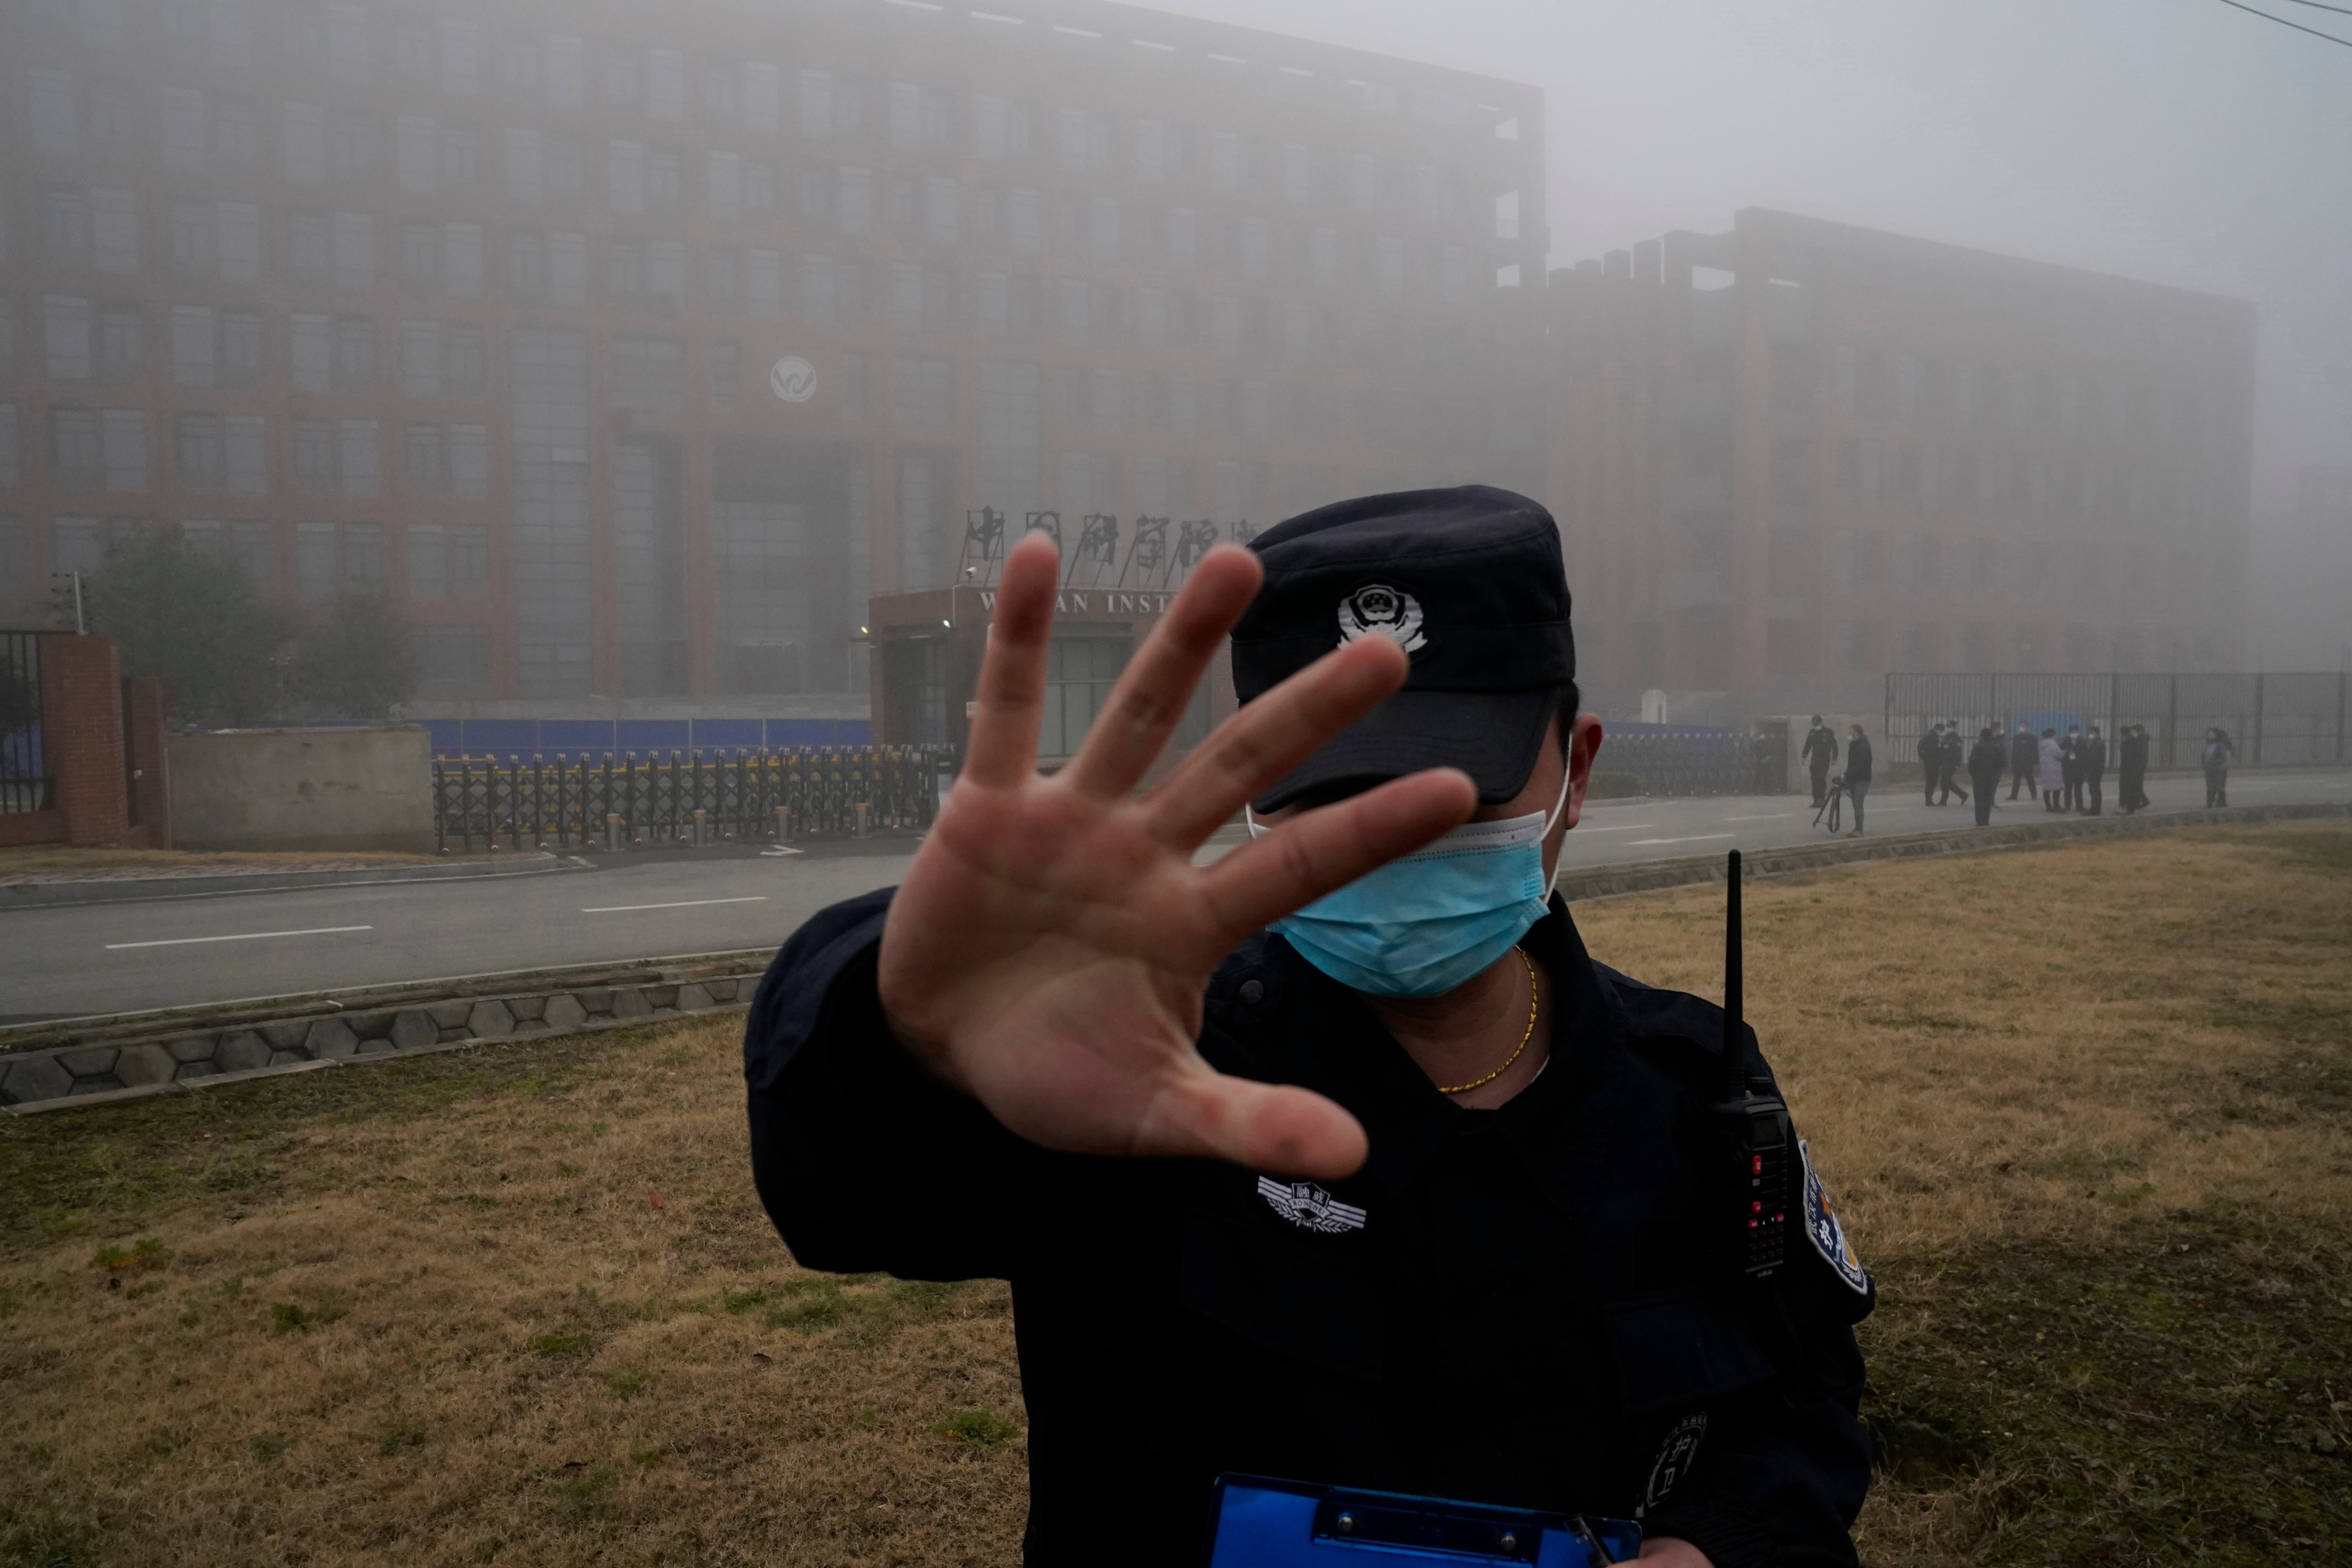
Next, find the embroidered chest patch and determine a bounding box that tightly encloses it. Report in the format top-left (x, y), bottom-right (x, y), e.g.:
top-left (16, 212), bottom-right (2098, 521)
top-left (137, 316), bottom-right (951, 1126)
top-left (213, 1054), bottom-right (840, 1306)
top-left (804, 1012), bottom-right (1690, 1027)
top-left (1256, 1176), bottom-right (1367, 1236)
top-left (1800, 1140), bottom-right (1871, 1296)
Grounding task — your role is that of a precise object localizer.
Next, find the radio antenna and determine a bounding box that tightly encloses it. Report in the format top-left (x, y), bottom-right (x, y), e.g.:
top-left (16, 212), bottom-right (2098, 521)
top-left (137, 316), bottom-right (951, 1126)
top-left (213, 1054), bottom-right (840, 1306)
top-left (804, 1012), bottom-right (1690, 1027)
top-left (1724, 850), bottom-right (1744, 1097)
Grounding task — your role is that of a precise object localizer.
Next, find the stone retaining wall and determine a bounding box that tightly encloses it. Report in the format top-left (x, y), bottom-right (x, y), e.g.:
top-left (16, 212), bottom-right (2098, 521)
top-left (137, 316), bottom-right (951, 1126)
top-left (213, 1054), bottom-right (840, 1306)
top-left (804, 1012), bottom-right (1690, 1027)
top-left (0, 972), bottom-right (764, 1110)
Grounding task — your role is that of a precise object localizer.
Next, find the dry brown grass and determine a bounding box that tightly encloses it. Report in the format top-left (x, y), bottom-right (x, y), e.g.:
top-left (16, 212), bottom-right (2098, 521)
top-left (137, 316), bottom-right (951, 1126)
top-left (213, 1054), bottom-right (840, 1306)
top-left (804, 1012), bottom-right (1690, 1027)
top-left (0, 847), bottom-right (456, 881)
top-left (1, 822), bottom-right (2347, 1567)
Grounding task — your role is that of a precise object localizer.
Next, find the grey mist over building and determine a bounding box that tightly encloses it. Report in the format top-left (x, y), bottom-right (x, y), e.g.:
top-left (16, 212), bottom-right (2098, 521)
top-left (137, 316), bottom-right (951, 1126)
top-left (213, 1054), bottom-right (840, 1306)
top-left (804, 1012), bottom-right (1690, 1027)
top-left (3, 0), bottom-right (2344, 720)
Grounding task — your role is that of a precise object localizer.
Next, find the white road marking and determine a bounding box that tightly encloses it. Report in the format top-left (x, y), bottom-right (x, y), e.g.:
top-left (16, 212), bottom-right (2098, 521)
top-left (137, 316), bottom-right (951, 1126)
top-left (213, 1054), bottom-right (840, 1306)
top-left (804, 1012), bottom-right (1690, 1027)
top-left (581, 896), bottom-right (770, 913)
top-left (1723, 813), bottom-right (1794, 821)
top-left (1571, 823), bottom-right (1655, 833)
top-left (106, 925), bottom-right (374, 950)
top-left (1628, 833), bottom-right (1737, 846)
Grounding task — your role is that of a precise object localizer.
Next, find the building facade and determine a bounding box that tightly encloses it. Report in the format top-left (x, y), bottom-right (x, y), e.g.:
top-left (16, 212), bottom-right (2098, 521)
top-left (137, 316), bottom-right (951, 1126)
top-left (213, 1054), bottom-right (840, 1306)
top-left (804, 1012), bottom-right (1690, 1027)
top-left (1548, 208), bottom-right (2256, 709)
top-left (0, 0), bottom-right (1548, 711)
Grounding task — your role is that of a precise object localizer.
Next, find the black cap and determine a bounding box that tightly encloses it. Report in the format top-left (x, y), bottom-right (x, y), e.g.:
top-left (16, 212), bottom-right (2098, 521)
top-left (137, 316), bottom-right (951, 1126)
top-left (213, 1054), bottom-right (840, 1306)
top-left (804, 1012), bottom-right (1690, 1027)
top-left (1231, 486), bottom-right (1574, 812)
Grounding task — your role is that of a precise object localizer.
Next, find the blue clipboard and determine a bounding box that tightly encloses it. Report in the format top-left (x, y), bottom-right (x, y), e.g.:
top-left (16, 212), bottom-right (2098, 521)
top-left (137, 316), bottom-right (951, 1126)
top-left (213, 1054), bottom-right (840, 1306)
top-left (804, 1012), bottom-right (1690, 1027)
top-left (1205, 1475), bottom-right (1641, 1568)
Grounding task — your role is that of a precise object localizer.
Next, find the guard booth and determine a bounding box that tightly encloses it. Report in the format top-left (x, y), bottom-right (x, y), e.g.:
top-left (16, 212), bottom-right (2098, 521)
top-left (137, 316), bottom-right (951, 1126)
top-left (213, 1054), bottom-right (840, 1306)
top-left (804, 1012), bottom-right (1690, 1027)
top-left (869, 510), bottom-right (1245, 780)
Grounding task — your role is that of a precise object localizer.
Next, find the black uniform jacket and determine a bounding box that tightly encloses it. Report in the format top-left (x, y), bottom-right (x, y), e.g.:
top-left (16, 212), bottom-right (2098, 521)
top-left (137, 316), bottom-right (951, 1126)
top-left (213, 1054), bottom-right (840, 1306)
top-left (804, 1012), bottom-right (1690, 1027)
top-left (744, 889), bottom-right (1875, 1568)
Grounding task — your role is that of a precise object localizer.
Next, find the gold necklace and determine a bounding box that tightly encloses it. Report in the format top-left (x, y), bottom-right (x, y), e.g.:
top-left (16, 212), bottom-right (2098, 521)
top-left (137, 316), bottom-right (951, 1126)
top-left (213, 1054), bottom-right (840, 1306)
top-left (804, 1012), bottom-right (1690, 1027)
top-left (1437, 947), bottom-right (1540, 1096)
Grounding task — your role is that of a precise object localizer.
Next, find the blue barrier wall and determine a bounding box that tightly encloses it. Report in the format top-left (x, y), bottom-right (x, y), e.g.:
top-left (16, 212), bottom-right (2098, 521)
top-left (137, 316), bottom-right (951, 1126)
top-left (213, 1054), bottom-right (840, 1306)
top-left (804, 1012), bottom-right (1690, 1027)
top-left (416, 717), bottom-right (874, 759)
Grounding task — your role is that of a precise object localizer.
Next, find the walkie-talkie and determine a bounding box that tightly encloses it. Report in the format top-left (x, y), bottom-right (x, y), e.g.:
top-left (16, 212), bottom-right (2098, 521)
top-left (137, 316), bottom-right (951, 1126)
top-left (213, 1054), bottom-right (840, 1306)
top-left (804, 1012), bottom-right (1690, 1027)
top-left (1715, 851), bottom-right (1792, 1282)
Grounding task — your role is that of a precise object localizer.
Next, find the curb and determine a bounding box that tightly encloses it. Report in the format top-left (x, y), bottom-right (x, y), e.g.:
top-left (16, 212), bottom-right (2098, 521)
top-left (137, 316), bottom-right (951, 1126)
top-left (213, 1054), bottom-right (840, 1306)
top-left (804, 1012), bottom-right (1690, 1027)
top-left (1554, 800), bottom-right (2348, 902)
top-left (0, 966), bottom-right (768, 1112)
top-left (2, 801), bottom-right (2340, 1115)
top-left (0, 947), bottom-right (779, 1056)
top-left (0, 852), bottom-right (586, 911)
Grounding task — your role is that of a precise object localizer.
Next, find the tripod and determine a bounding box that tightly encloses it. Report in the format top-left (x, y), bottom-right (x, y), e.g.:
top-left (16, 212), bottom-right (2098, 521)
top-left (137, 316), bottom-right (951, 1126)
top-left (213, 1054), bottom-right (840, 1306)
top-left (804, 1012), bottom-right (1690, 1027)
top-left (1812, 779), bottom-right (1847, 833)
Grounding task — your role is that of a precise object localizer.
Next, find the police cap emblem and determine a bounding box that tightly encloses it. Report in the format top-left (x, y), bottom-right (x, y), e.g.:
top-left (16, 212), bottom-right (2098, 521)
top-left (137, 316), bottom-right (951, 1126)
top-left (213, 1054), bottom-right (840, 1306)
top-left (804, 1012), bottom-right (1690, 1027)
top-left (1336, 583), bottom-right (1427, 654)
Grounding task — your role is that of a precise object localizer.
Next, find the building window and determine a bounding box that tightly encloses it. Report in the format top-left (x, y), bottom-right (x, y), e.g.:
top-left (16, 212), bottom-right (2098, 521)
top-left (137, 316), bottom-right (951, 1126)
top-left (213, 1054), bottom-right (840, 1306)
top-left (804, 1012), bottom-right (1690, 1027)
top-left (289, 313), bottom-right (331, 392)
top-left (42, 187), bottom-right (90, 266)
top-left (402, 224), bottom-right (440, 289)
top-left (98, 307), bottom-right (143, 382)
top-left (893, 354), bottom-right (955, 426)
top-left (293, 418), bottom-right (337, 491)
top-left (101, 409), bottom-right (147, 492)
top-left (332, 317), bottom-right (377, 390)
top-left (447, 326), bottom-right (487, 396)
top-left (178, 412), bottom-right (227, 489)
top-left (610, 335), bottom-right (684, 412)
top-left (338, 420), bottom-right (379, 497)
top-left (405, 423), bottom-right (448, 493)
top-left (30, 69), bottom-right (81, 158)
top-left (711, 340), bottom-right (740, 408)
top-left (328, 114), bottom-right (371, 183)
top-left (296, 521), bottom-right (338, 599)
top-left (44, 296), bottom-right (94, 382)
top-left (402, 319), bottom-right (443, 397)
top-left (413, 624), bottom-right (492, 696)
top-left (225, 415), bottom-right (267, 494)
top-left (172, 306), bottom-right (218, 387)
top-left (92, 191), bottom-right (140, 275)
top-left (450, 425), bottom-right (489, 500)
top-left (549, 233), bottom-right (587, 306)
top-left (51, 407), bottom-right (104, 486)
top-left (217, 203), bottom-right (262, 283)
top-left (171, 202), bottom-right (215, 276)
top-left (332, 213), bottom-right (374, 290)
top-left (283, 101), bottom-right (327, 184)
top-left (289, 214), bottom-right (331, 284)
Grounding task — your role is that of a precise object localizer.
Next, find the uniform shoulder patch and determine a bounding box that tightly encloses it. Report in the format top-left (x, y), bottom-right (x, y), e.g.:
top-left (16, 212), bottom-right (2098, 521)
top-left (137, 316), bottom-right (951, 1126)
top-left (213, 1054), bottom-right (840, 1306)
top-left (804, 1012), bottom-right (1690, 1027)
top-left (1800, 1140), bottom-right (1870, 1296)
top-left (1256, 1176), bottom-right (1367, 1236)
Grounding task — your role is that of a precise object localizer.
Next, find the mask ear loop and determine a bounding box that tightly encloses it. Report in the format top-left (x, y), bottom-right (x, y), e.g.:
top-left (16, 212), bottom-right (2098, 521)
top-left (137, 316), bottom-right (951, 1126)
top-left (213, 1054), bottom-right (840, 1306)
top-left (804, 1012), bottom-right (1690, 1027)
top-left (1539, 762), bottom-right (1574, 900)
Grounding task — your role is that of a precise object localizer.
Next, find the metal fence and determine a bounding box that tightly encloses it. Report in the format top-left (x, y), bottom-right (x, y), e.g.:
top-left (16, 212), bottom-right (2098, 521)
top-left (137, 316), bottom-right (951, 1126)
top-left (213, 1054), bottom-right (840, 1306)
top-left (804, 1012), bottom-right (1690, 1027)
top-left (0, 632), bottom-right (49, 814)
top-left (1886, 672), bottom-right (2351, 771)
top-left (432, 745), bottom-right (953, 854)
top-left (1599, 729), bottom-right (1754, 797)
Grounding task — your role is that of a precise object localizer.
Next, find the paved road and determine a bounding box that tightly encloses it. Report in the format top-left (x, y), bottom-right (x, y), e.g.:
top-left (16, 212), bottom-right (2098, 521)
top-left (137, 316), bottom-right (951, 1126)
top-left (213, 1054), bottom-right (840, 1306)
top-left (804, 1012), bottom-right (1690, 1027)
top-left (4, 767), bottom-right (2344, 1024)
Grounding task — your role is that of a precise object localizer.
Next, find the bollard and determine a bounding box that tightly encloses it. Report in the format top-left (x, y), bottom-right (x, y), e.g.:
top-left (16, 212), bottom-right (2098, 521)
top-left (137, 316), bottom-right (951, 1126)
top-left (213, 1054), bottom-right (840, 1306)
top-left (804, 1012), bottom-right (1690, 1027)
top-left (773, 806), bottom-right (791, 845)
top-left (693, 809), bottom-right (711, 847)
top-left (854, 801), bottom-right (871, 838)
top-left (605, 813), bottom-right (625, 853)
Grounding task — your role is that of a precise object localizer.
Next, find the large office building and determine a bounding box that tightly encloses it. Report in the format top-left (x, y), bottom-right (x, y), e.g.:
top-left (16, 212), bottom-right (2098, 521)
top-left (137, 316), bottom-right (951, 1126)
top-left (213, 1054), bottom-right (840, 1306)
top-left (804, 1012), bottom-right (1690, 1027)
top-left (1548, 208), bottom-right (2256, 708)
top-left (0, 0), bottom-right (1549, 712)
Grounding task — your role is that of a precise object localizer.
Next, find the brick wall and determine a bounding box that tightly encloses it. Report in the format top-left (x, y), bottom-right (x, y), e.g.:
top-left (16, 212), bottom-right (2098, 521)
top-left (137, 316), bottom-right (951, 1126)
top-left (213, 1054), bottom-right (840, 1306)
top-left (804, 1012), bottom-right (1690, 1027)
top-left (36, 634), bottom-right (138, 850)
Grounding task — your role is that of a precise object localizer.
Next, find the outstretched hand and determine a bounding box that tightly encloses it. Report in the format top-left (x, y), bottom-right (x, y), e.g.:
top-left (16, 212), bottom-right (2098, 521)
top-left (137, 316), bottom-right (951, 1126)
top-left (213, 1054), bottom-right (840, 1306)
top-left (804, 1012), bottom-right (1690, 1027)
top-left (877, 533), bottom-right (1475, 1179)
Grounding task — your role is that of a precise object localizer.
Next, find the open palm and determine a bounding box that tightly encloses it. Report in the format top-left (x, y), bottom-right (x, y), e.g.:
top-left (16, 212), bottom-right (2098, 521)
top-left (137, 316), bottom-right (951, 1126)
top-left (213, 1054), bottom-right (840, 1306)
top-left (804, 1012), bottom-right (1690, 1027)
top-left (877, 534), bottom-right (1475, 1180)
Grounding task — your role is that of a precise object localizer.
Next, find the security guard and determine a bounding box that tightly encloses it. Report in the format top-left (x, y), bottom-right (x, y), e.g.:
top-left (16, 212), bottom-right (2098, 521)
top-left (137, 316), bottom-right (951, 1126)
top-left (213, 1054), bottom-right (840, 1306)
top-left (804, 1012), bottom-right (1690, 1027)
top-left (745, 488), bottom-right (1874, 1568)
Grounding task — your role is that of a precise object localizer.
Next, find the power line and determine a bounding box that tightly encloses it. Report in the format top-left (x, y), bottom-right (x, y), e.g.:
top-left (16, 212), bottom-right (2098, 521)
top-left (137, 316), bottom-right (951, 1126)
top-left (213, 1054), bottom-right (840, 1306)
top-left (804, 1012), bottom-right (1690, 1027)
top-left (2214, 0), bottom-right (2352, 46)
top-left (2274, 0), bottom-right (2352, 16)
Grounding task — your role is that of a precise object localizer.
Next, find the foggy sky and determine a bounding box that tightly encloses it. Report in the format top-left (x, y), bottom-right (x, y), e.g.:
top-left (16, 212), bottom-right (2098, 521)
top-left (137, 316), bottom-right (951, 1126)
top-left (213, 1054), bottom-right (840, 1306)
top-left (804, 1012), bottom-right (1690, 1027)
top-left (1149, 0), bottom-right (2352, 514)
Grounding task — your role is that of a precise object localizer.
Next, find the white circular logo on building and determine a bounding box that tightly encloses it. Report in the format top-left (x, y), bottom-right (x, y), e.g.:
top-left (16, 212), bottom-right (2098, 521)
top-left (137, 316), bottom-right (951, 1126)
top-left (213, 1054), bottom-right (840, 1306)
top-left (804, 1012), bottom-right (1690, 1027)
top-left (769, 356), bottom-right (817, 404)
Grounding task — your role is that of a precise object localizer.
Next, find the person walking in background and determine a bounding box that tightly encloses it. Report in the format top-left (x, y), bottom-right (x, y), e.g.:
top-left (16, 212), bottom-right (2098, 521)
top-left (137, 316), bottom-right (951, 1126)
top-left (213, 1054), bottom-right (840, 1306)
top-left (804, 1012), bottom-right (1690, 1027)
top-left (2119, 724), bottom-right (2150, 814)
top-left (1939, 721), bottom-right (1969, 806)
top-left (1967, 725), bottom-right (2006, 827)
top-left (2203, 727), bottom-right (2237, 808)
top-left (1918, 722), bottom-right (1944, 806)
top-left (2061, 725), bottom-right (2085, 811)
top-left (2079, 724), bottom-right (2108, 816)
top-left (1844, 722), bottom-right (1873, 836)
top-left (2039, 728), bottom-right (2065, 811)
top-left (2009, 723), bottom-right (2038, 800)
top-left (1802, 714), bottom-right (1839, 808)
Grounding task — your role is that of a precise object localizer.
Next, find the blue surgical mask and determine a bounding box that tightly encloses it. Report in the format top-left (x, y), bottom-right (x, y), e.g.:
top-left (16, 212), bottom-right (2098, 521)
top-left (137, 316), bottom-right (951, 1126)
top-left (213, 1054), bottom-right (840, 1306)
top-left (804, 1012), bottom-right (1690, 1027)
top-left (1248, 771), bottom-right (1571, 998)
